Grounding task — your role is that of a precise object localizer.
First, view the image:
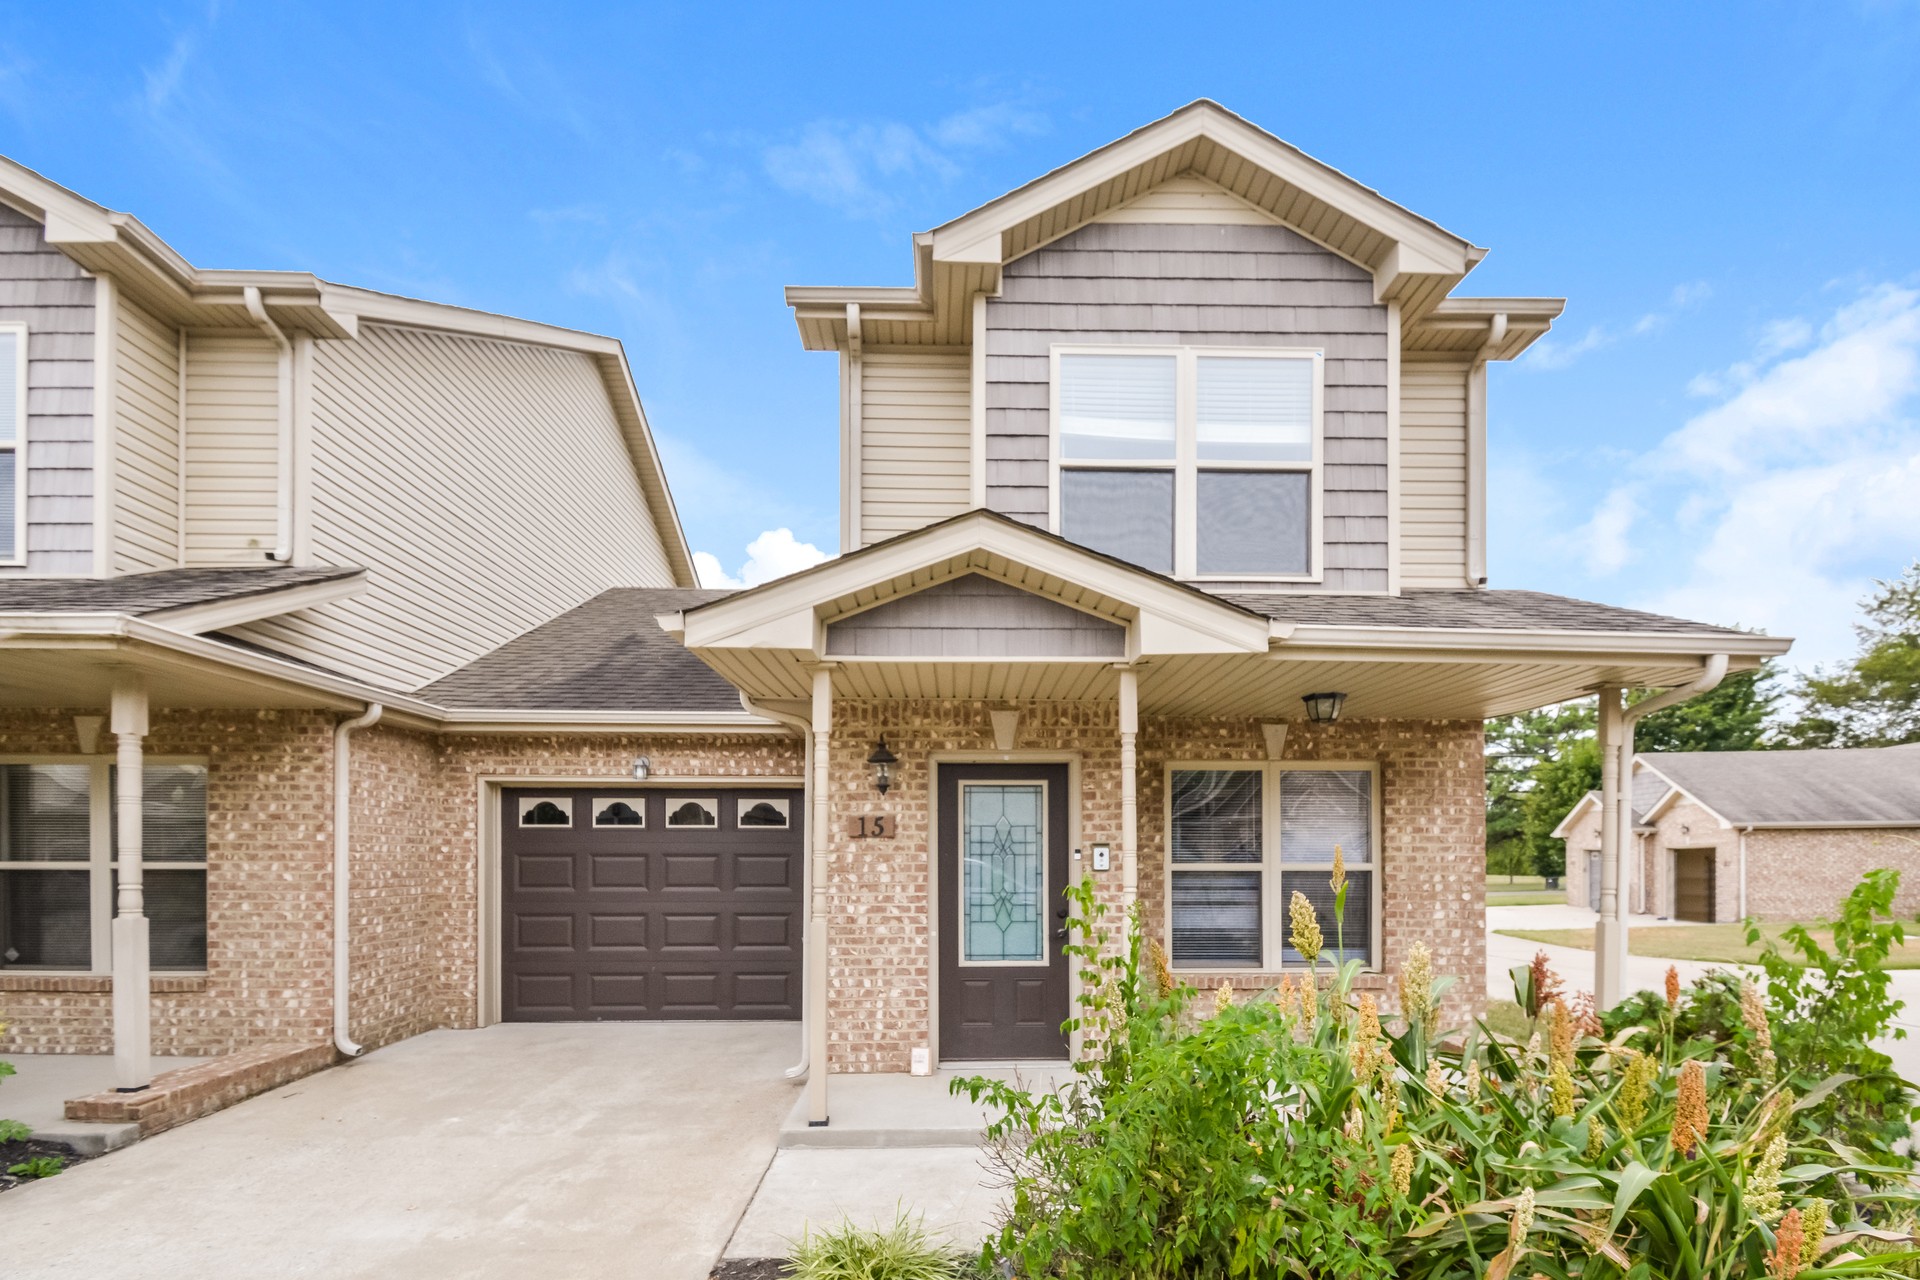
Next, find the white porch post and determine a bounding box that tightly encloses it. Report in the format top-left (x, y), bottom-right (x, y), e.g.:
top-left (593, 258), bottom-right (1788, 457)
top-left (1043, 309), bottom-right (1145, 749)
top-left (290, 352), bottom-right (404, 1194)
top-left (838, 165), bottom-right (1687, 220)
top-left (110, 675), bottom-right (152, 1091)
top-left (806, 666), bottom-right (833, 1125)
top-left (1594, 685), bottom-right (1626, 1010)
top-left (1117, 667), bottom-right (1139, 916)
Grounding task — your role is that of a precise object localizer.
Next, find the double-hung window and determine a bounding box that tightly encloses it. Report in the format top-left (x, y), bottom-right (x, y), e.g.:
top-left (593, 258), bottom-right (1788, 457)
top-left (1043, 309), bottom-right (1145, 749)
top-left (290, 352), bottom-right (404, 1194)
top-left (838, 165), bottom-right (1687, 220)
top-left (1053, 346), bottom-right (1322, 580)
top-left (0, 760), bottom-right (209, 972)
top-left (0, 322), bottom-right (25, 565)
top-left (1165, 762), bottom-right (1378, 970)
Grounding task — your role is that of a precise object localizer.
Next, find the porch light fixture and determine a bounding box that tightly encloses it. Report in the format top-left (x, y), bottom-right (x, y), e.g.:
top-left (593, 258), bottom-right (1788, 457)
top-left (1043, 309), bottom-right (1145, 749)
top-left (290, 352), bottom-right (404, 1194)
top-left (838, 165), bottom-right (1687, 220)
top-left (866, 737), bottom-right (898, 796)
top-left (631, 756), bottom-right (651, 781)
top-left (1301, 691), bottom-right (1348, 724)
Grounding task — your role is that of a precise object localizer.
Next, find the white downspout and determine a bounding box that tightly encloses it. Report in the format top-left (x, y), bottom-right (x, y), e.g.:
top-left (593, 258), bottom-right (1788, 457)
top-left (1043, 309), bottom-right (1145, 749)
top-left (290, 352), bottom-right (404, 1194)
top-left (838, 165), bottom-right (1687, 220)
top-left (242, 286), bottom-right (294, 563)
top-left (1738, 825), bottom-right (1751, 919)
top-left (333, 703), bottom-right (383, 1057)
top-left (741, 691), bottom-right (814, 1082)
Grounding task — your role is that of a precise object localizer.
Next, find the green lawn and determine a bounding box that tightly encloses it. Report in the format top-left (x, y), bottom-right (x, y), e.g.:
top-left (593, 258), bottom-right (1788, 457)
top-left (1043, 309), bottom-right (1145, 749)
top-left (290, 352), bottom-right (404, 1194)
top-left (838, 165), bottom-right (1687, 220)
top-left (1485, 875), bottom-right (1566, 907)
top-left (1493, 922), bottom-right (1920, 969)
top-left (1480, 999), bottom-right (1533, 1040)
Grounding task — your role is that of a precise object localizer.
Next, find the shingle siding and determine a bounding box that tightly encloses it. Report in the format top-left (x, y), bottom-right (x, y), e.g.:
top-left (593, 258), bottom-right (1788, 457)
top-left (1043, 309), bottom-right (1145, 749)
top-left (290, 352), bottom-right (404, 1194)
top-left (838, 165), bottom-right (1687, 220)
top-left (985, 221), bottom-right (1390, 590)
top-left (0, 203), bottom-right (95, 573)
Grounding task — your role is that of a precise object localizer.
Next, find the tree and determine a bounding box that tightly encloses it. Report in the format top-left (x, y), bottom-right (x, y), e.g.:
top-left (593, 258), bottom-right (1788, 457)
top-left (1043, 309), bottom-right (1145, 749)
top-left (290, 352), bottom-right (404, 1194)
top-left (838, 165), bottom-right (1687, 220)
top-left (1777, 562), bottom-right (1920, 748)
top-left (1633, 666), bottom-right (1779, 753)
top-left (1483, 703), bottom-right (1595, 877)
top-left (1521, 736), bottom-right (1601, 878)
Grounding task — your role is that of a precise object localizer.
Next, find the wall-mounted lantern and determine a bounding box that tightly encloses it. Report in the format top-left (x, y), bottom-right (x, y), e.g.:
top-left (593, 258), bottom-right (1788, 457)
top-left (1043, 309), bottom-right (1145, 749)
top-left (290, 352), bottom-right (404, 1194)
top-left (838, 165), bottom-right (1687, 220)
top-left (631, 756), bottom-right (652, 781)
top-left (1300, 691), bottom-right (1348, 724)
top-left (866, 737), bottom-right (898, 796)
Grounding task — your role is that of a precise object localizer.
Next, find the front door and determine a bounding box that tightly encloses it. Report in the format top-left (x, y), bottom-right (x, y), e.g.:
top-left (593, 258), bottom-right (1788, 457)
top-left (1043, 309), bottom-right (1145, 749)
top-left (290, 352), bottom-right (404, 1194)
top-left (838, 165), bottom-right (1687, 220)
top-left (937, 763), bottom-right (1071, 1061)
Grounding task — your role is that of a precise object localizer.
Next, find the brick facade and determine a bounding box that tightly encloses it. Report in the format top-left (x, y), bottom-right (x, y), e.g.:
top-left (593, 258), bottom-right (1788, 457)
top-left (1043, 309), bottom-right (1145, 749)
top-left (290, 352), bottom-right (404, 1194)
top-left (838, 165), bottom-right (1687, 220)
top-left (4, 704), bottom-right (1484, 1069)
top-left (1562, 798), bottom-right (1920, 923)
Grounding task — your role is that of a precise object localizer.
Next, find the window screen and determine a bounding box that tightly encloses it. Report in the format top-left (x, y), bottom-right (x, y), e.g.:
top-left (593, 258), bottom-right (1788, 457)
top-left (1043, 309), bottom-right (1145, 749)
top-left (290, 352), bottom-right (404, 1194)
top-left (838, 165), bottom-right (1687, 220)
top-left (1058, 354), bottom-right (1177, 460)
top-left (110, 765), bottom-right (207, 861)
top-left (1060, 468), bottom-right (1174, 574)
top-left (1196, 357), bottom-right (1313, 462)
top-left (1280, 868), bottom-right (1372, 966)
top-left (1170, 770), bottom-right (1261, 863)
top-left (1170, 871), bottom-right (1261, 968)
top-left (1280, 770), bottom-right (1373, 864)
top-left (1195, 470), bottom-right (1309, 576)
top-left (0, 869), bottom-right (90, 968)
top-left (0, 328), bottom-right (17, 562)
top-left (114, 869), bottom-right (207, 971)
top-left (1, 765), bottom-right (92, 862)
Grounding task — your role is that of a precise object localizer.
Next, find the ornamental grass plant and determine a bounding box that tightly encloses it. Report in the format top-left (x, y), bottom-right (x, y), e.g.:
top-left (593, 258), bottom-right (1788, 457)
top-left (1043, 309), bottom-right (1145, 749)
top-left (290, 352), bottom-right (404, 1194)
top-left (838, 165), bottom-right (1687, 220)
top-left (955, 872), bottom-right (1920, 1279)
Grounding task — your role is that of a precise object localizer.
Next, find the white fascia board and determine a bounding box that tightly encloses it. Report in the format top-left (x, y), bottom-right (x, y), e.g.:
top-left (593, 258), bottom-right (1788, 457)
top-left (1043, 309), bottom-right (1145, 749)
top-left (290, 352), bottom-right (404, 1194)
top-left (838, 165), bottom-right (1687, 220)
top-left (1274, 624), bottom-right (1790, 660)
top-left (433, 709), bottom-right (785, 734)
top-left (144, 571), bottom-right (369, 634)
top-left (678, 513), bottom-right (1268, 655)
top-left (1551, 791), bottom-right (1601, 840)
top-left (929, 103), bottom-right (1473, 272)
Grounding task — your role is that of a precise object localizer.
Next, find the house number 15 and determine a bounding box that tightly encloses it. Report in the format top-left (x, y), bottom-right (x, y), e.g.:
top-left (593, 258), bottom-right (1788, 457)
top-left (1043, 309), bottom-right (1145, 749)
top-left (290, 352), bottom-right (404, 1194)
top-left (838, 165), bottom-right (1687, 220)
top-left (852, 815), bottom-right (893, 839)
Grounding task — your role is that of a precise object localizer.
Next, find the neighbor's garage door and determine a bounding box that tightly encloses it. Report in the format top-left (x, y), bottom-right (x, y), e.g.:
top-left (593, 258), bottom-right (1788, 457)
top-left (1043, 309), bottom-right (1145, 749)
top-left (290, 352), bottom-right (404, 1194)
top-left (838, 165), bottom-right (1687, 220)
top-left (500, 787), bottom-right (802, 1021)
top-left (1673, 848), bottom-right (1716, 923)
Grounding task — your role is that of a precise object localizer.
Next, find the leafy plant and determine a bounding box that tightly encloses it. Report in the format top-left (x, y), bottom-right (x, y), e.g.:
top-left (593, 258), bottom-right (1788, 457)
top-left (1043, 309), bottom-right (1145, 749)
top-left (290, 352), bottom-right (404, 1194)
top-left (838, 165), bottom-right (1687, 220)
top-left (0, 1119), bottom-right (30, 1145)
top-left (786, 1208), bottom-right (978, 1280)
top-left (6, 1155), bottom-right (62, 1180)
top-left (959, 873), bottom-right (1920, 1279)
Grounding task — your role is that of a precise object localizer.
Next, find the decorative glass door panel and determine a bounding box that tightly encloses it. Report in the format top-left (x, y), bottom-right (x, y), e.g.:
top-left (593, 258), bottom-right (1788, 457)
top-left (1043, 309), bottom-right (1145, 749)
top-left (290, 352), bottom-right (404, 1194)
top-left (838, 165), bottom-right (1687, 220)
top-left (959, 783), bottom-right (1045, 964)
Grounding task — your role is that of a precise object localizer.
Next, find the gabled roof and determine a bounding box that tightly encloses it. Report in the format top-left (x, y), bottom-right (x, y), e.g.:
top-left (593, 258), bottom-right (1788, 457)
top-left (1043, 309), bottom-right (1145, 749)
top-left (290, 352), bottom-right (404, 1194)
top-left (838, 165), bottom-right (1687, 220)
top-left (788, 100), bottom-right (1563, 353)
top-left (1551, 771), bottom-right (1675, 839)
top-left (0, 565), bottom-right (366, 633)
top-left (1638, 747), bottom-right (1920, 828)
top-left (0, 154), bottom-right (698, 587)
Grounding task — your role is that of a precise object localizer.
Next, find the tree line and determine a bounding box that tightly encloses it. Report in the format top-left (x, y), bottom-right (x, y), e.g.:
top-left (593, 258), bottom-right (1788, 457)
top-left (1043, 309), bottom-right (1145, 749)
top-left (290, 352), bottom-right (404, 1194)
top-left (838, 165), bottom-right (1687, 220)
top-left (1487, 561), bottom-right (1920, 879)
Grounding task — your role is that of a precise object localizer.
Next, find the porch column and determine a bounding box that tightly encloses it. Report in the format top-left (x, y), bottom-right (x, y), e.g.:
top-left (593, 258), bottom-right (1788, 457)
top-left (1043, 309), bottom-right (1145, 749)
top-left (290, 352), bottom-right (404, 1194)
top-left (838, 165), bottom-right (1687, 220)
top-left (1117, 667), bottom-right (1139, 917)
top-left (806, 666), bottom-right (832, 1125)
top-left (110, 675), bottom-right (152, 1091)
top-left (1594, 685), bottom-right (1626, 1010)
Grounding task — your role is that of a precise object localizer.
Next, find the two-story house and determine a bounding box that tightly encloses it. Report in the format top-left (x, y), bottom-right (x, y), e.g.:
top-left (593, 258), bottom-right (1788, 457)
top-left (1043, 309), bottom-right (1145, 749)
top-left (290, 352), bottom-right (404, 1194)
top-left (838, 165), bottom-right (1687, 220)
top-left (0, 102), bottom-right (1787, 1133)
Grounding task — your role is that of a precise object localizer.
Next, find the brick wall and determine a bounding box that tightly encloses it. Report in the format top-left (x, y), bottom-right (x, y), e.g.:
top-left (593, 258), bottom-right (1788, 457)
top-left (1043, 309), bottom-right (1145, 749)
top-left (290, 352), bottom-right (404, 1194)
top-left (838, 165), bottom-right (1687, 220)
top-left (820, 703), bottom-right (1484, 1073)
top-left (1744, 827), bottom-right (1920, 920)
top-left (0, 709), bottom-right (334, 1055)
top-left (346, 724), bottom-right (442, 1051)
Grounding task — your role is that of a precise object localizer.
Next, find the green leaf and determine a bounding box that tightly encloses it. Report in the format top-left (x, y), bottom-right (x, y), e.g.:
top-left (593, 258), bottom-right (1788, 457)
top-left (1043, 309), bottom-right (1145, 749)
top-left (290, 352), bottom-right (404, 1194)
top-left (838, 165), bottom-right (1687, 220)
top-left (1609, 1161), bottom-right (1662, 1237)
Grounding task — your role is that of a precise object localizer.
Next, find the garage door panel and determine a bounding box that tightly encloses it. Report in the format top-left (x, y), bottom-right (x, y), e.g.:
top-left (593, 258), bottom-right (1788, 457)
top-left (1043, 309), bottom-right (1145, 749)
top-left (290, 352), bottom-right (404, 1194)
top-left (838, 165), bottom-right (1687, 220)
top-left (500, 787), bottom-right (802, 1022)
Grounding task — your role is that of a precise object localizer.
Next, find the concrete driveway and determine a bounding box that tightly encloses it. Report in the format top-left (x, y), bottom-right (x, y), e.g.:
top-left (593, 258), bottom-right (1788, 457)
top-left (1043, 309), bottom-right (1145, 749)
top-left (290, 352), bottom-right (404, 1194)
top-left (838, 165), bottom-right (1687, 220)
top-left (0, 1022), bottom-right (800, 1280)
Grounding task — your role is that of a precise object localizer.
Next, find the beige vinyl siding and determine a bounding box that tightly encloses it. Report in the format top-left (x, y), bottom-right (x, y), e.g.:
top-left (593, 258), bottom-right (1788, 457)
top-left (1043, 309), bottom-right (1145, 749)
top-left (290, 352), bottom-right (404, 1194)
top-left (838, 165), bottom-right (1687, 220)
top-left (112, 296), bottom-right (182, 571)
top-left (1399, 361), bottom-right (1470, 588)
top-left (859, 351), bottom-right (970, 547)
top-left (183, 333), bottom-right (278, 564)
top-left (1094, 174), bottom-right (1280, 226)
top-left (230, 324), bottom-right (673, 691)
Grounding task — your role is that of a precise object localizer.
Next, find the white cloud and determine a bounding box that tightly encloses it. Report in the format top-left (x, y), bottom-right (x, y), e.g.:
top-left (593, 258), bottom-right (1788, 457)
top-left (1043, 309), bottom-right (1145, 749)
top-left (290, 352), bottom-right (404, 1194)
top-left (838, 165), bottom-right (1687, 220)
top-left (695, 528), bottom-right (830, 590)
top-left (1524, 280), bottom-right (1712, 370)
top-left (1576, 282), bottom-right (1920, 668)
top-left (763, 101), bottom-right (1049, 218)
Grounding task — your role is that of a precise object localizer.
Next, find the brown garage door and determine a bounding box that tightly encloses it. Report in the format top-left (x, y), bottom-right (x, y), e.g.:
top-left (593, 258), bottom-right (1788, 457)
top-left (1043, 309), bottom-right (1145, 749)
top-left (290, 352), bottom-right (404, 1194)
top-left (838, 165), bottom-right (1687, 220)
top-left (500, 787), bottom-right (802, 1021)
top-left (1673, 848), bottom-right (1716, 923)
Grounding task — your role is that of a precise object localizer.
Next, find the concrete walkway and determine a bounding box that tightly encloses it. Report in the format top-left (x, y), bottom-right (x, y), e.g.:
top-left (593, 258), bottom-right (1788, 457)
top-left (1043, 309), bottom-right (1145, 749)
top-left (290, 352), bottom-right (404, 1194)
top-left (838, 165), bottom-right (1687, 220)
top-left (1, 1053), bottom-right (205, 1153)
top-left (0, 1023), bottom-right (800, 1280)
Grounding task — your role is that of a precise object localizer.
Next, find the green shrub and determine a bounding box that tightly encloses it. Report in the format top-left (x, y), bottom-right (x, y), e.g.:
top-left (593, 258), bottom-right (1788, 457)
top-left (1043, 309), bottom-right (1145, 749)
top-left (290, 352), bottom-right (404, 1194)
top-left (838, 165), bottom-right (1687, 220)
top-left (6, 1155), bottom-right (61, 1180)
top-left (959, 875), bottom-right (1920, 1279)
top-left (786, 1208), bottom-right (979, 1280)
top-left (0, 1119), bottom-right (29, 1145)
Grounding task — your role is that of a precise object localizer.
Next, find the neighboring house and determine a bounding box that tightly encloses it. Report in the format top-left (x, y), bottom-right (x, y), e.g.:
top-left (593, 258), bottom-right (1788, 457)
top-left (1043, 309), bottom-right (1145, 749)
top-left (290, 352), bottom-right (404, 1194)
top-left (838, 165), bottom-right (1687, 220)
top-left (1557, 745), bottom-right (1920, 922)
top-left (0, 102), bottom-right (1789, 1131)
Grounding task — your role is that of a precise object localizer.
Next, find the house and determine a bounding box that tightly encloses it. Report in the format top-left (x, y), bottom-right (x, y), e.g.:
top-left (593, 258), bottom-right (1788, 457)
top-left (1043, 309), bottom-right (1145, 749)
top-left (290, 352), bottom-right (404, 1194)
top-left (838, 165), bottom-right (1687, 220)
top-left (0, 102), bottom-right (1789, 1131)
top-left (1556, 745), bottom-right (1920, 922)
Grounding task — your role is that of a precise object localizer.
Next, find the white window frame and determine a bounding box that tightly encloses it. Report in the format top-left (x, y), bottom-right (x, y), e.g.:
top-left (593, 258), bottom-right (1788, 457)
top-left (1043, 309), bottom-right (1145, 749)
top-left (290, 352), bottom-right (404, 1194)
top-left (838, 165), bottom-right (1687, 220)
top-left (1047, 344), bottom-right (1325, 583)
top-left (1161, 760), bottom-right (1381, 973)
top-left (0, 755), bottom-right (210, 975)
top-left (0, 321), bottom-right (26, 567)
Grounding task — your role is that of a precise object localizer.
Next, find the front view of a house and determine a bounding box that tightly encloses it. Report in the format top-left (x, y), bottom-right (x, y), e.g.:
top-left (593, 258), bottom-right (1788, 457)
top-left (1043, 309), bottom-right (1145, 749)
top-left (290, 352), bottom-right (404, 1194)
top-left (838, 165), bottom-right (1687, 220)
top-left (0, 102), bottom-right (1786, 1129)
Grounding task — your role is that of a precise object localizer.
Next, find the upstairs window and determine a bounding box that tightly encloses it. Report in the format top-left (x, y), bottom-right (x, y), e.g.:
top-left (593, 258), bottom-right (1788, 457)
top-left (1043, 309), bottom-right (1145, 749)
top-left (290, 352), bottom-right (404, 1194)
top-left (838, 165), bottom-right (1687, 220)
top-left (0, 323), bottom-right (23, 565)
top-left (1053, 347), bottom-right (1322, 580)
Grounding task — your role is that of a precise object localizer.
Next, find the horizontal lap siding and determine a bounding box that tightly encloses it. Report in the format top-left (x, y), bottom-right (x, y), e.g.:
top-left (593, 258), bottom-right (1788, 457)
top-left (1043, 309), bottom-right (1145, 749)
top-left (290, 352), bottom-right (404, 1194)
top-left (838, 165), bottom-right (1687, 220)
top-left (984, 221), bottom-right (1389, 591)
top-left (229, 325), bottom-right (674, 691)
top-left (113, 296), bottom-right (182, 571)
top-left (0, 204), bottom-right (94, 573)
top-left (859, 352), bottom-right (969, 546)
top-left (1399, 363), bottom-right (1469, 589)
top-left (183, 334), bottom-right (278, 563)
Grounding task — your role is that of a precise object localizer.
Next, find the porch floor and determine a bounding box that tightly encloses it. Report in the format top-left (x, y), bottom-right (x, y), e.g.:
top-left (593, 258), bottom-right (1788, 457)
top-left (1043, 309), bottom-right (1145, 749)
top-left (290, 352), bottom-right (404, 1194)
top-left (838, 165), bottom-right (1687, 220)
top-left (780, 1063), bottom-right (1074, 1149)
top-left (1, 1053), bottom-right (207, 1154)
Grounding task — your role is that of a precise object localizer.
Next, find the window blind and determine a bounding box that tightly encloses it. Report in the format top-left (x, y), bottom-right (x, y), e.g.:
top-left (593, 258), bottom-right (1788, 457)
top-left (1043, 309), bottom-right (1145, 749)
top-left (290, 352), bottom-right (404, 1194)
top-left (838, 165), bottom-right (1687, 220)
top-left (1059, 353), bottom-right (1177, 460)
top-left (1196, 357), bottom-right (1312, 462)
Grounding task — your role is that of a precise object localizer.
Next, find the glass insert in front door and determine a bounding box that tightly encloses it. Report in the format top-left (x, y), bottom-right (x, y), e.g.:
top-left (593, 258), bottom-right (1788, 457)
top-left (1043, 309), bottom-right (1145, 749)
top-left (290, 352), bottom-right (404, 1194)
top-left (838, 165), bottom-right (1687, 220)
top-left (960, 783), bottom-right (1046, 963)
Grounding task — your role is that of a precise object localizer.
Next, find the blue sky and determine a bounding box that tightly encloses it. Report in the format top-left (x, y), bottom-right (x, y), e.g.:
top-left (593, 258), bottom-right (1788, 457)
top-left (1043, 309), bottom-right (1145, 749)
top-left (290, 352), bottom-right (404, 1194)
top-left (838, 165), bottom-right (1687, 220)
top-left (5, 3), bottom-right (1917, 668)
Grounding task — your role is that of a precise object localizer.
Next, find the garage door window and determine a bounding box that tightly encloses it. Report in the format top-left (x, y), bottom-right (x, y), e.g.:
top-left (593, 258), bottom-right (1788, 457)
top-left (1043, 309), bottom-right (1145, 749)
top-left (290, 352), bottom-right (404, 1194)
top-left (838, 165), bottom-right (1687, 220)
top-left (519, 797), bottom-right (572, 827)
top-left (592, 800), bottom-right (644, 827)
top-left (666, 799), bottom-right (718, 828)
top-left (739, 799), bottom-right (789, 828)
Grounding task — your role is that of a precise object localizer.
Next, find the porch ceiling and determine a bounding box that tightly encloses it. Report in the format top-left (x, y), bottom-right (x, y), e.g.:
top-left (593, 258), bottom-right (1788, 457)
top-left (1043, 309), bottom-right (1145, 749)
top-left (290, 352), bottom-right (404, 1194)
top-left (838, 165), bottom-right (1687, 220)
top-left (0, 643), bottom-right (369, 713)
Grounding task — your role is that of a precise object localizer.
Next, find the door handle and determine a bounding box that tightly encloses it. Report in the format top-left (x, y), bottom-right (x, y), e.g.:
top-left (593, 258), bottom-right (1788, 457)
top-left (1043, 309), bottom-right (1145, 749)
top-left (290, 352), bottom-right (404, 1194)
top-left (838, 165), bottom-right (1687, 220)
top-left (1055, 907), bottom-right (1069, 920)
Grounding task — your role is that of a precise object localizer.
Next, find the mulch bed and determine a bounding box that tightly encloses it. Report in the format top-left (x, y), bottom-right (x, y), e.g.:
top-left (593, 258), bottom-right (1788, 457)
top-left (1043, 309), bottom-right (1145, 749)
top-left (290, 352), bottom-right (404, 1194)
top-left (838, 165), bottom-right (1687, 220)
top-left (709, 1261), bottom-right (792, 1280)
top-left (0, 1139), bottom-right (90, 1193)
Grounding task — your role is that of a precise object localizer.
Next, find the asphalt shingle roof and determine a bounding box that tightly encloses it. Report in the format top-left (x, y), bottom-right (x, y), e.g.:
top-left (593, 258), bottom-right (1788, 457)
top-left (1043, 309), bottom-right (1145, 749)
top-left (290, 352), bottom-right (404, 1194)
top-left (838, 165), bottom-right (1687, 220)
top-left (0, 565), bottom-right (362, 615)
top-left (419, 588), bottom-right (741, 712)
top-left (1214, 588), bottom-right (1746, 635)
top-left (1641, 746), bottom-right (1920, 826)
